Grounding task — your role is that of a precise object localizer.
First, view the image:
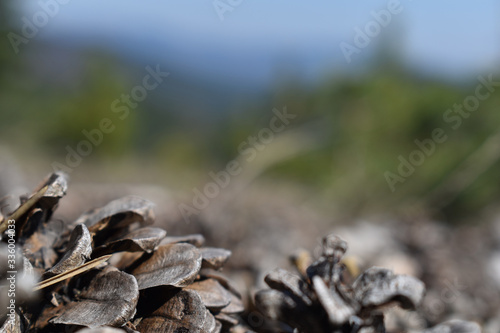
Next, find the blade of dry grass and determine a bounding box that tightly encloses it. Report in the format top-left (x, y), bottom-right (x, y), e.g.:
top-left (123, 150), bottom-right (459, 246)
top-left (0, 185), bottom-right (48, 234)
top-left (34, 255), bottom-right (112, 291)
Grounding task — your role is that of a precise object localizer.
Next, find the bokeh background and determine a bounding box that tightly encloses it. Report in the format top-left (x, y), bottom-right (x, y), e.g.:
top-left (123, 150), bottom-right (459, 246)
top-left (2, 1), bottom-right (500, 222)
top-left (2, 1), bottom-right (500, 329)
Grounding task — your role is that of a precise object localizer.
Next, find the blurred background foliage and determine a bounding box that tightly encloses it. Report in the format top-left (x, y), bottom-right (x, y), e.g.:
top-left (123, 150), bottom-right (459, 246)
top-left (1, 0), bottom-right (500, 223)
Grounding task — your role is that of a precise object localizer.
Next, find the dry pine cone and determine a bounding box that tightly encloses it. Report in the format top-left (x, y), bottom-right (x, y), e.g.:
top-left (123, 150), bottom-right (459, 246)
top-left (255, 234), bottom-right (481, 333)
top-left (0, 172), bottom-right (243, 332)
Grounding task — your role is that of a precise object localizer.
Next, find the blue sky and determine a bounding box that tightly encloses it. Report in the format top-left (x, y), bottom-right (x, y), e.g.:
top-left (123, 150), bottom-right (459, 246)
top-left (20, 0), bottom-right (500, 85)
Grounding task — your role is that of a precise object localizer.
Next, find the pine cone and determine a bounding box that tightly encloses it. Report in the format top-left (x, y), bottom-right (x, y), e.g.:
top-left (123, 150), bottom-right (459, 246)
top-left (0, 172), bottom-right (243, 332)
top-left (255, 234), bottom-right (480, 333)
